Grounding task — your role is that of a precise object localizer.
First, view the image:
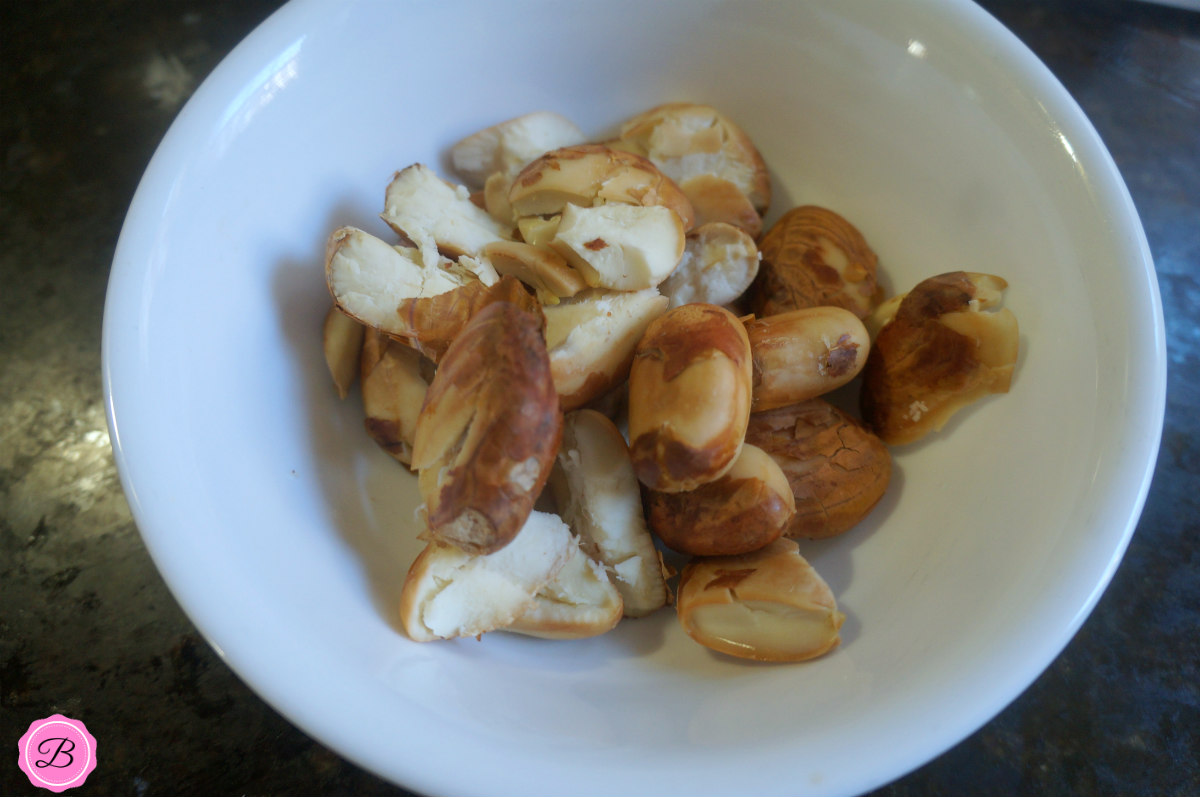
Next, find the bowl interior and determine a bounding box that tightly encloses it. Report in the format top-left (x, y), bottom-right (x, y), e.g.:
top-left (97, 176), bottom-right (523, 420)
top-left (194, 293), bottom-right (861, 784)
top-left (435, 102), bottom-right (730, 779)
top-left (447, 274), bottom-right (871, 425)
top-left (103, 1), bottom-right (1163, 795)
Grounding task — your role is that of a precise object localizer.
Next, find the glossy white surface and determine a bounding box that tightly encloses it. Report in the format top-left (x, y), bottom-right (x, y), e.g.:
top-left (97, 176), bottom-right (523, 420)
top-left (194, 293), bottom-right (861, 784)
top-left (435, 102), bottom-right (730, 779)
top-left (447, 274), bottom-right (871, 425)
top-left (102, 1), bottom-right (1165, 795)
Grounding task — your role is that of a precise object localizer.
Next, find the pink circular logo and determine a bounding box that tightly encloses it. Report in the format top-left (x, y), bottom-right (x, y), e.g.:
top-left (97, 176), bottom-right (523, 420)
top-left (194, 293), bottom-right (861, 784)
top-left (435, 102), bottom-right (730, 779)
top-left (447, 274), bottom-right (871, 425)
top-left (17, 715), bottom-right (97, 792)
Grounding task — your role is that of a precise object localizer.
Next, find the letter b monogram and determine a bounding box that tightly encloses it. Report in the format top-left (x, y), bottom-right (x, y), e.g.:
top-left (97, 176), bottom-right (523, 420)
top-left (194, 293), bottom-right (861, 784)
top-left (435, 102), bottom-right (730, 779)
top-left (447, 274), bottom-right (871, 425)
top-left (35, 737), bottom-right (76, 769)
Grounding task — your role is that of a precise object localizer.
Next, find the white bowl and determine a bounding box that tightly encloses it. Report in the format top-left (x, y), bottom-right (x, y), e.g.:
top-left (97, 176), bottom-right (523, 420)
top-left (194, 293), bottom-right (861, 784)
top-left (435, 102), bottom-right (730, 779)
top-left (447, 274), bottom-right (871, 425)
top-left (102, 1), bottom-right (1165, 795)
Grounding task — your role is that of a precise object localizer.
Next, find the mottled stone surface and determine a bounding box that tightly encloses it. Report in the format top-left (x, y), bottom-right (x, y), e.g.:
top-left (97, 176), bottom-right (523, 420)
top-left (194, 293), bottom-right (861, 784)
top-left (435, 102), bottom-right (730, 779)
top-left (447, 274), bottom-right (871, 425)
top-left (1, 1), bottom-right (1196, 795)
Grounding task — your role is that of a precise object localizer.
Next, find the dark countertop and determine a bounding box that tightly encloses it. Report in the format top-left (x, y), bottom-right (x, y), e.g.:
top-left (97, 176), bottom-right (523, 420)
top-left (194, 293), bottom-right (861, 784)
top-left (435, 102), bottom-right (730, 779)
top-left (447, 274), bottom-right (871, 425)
top-left (2, 1), bottom-right (1196, 795)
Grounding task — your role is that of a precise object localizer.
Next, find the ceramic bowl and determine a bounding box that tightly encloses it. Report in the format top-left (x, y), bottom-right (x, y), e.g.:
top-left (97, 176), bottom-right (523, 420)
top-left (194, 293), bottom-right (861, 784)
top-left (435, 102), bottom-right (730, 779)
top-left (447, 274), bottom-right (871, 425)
top-left (103, 1), bottom-right (1165, 794)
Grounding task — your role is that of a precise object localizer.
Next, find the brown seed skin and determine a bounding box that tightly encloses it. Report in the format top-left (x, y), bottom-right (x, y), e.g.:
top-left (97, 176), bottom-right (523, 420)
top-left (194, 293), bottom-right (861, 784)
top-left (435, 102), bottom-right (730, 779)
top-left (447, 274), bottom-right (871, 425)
top-left (359, 330), bottom-right (430, 466)
top-left (412, 299), bottom-right (562, 554)
top-left (745, 398), bottom-right (891, 539)
top-left (644, 444), bottom-right (795, 556)
top-left (399, 274), bottom-right (543, 363)
top-left (628, 303), bottom-right (752, 493)
top-left (744, 306), bottom-right (870, 412)
top-left (746, 206), bottom-right (880, 319)
top-left (508, 143), bottom-right (696, 230)
top-left (859, 271), bottom-right (1018, 445)
top-left (676, 538), bottom-right (845, 663)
